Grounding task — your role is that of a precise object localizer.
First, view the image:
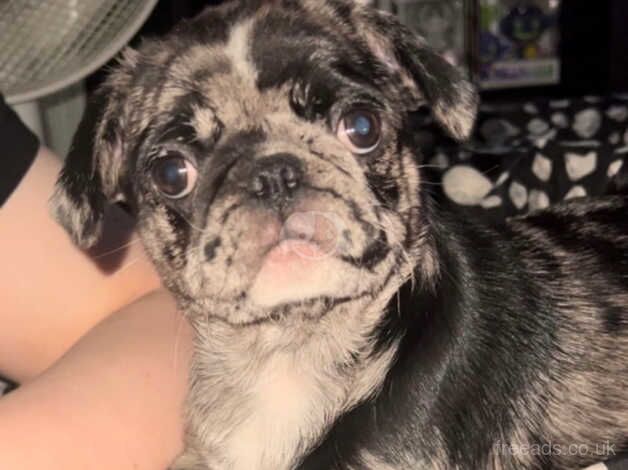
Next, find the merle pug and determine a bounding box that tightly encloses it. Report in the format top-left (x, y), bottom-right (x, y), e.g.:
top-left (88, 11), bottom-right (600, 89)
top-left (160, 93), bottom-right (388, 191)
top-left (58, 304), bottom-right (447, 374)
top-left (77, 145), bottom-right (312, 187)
top-left (51, 1), bottom-right (628, 469)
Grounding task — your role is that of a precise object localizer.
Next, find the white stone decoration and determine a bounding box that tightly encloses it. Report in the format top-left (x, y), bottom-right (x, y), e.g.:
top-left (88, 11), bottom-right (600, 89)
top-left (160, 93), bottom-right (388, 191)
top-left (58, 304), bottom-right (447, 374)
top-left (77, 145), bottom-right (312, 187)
top-left (495, 171), bottom-right (510, 187)
top-left (458, 150), bottom-right (472, 161)
top-left (573, 108), bottom-right (602, 139)
top-left (551, 112), bottom-right (569, 128)
top-left (606, 105), bottom-right (628, 122)
top-left (528, 118), bottom-right (550, 135)
top-left (549, 99), bottom-right (570, 109)
top-left (564, 185), bottom-right (587, 200)
top-left (509, 181), bottom-right (528, 210)
top-left (481, 195), bottom-right (502, 209)
top-left (532, 153), bottom-right (553, 182)
top-left (565, 151), bottom-right (597, 181)
top-left (524, 103), bottom-right (539, 114)
top-left (528, 189), bottom-right (550, 211)
top-left (608, 159), bottom-right (624, 178)
top-left (443, 165), bottom-right (493, 206)
top-left (530, 129), bottom-right (557, 149)
top-left (584, 96), bottom-right (602, 104)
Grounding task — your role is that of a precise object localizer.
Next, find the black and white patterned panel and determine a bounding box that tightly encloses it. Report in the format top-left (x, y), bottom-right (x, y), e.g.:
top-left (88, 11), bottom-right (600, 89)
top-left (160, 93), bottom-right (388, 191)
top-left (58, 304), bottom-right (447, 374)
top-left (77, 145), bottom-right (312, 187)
top-left (425, 95), bottom-right (628, 219)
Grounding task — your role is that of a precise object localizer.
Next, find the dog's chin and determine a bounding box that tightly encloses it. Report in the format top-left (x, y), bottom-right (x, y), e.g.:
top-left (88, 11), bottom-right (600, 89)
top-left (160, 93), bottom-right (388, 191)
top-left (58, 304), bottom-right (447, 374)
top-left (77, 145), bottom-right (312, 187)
top-left (249, 239), bottom-right (350, 308)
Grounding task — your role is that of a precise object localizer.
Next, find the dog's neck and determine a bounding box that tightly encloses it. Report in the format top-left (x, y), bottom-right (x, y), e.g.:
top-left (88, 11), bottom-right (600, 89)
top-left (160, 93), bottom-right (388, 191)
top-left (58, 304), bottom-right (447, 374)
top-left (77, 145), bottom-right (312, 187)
top-left (190, 267), bottom-right (407, 389)
top-left (184, 267), bottom-right (410, 470)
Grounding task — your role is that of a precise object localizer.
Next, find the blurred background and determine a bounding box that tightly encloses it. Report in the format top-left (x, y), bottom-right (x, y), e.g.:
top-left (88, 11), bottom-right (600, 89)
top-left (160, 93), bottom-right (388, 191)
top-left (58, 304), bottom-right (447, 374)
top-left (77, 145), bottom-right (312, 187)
top-left (140, 0), bottom-right (628, 96)
top-left (2, 0), bottom-right (627, 156)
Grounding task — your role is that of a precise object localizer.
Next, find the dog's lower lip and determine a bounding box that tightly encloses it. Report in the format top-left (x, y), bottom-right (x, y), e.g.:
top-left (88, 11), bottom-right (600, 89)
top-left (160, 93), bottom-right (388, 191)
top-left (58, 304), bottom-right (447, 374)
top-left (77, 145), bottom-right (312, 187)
top-left (265, 239), bottom-right (329, 264)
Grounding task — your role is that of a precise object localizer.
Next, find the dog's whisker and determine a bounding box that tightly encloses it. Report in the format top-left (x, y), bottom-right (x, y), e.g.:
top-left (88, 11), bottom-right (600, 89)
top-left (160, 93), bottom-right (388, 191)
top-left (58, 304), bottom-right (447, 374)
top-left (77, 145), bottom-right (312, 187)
top-left (90, 238), bottom-right (143, 260)
top-left (175, 212), bottom-right (211, 235)
top-left (115, 257), bottom-right (145, 274)
top-left (416, 163), bottom-right (452, 170)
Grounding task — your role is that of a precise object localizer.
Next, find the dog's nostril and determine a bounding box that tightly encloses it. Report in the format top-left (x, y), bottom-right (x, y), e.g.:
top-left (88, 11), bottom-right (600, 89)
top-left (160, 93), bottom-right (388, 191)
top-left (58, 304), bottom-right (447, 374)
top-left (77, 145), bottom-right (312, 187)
top-left (249, 153), bottom-right (303, 202)
top-left (251, 175), bottom-right (268, 198)
top-left (282, 166), bottom-right (299, 189)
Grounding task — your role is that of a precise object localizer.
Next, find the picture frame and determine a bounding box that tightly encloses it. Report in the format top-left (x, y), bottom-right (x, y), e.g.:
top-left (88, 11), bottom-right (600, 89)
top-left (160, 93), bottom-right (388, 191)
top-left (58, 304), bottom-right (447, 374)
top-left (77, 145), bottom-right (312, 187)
top-left (476, 0), bottom-right (561, 89)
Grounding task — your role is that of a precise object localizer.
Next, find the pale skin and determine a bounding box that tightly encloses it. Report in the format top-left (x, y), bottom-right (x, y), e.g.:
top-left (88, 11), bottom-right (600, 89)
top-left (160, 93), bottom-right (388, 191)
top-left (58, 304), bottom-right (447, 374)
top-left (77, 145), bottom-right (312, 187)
top-left (0, 147), bottom-right (193, 470)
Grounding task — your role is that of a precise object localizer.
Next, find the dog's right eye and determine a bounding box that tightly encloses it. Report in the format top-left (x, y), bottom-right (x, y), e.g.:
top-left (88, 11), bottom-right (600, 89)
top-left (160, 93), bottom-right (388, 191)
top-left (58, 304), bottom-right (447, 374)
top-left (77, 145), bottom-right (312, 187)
top-left (151, 152), bottom-right (198, 199)
top-left (336, 110), bottom-right (382, 155)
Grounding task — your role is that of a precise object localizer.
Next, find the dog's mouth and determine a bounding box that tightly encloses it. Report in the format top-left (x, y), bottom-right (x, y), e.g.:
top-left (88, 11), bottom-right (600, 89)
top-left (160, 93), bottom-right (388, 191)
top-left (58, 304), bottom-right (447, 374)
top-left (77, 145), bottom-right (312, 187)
top-left (233, 211), bottom-right (360, 307)
top-left (195, 193), bottom-right (390, 318)
top-left (263, 239), bottom-right (329, 265)
top-left (249, 211), bottom-right (350, 306)
top-left (269, 211), bottom-right (343, 260)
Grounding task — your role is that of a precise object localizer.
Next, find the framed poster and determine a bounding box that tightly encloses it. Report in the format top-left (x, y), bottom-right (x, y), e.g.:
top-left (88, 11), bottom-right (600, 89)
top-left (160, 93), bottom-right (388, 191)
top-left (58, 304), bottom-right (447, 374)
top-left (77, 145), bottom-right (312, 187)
top-left (379, 0), bottom-right (470, 69)
top-left (477, 0), bottom-right (561, 89)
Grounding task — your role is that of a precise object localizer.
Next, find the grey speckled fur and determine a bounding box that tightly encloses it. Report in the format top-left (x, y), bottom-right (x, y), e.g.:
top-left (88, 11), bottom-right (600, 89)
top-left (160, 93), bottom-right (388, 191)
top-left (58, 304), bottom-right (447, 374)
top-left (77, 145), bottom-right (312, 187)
top-left (51, 1), bottom-right (627, 469)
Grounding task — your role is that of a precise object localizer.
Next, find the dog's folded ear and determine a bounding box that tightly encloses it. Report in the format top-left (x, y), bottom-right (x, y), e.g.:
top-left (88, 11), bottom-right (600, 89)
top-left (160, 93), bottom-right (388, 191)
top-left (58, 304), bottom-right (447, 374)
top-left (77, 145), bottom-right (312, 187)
top-left (50, 48), bottom-right (137, 249)
top-left (51, 92), bottom-right (108, 249)
top-left (357, 7), bottom-right (479, 141)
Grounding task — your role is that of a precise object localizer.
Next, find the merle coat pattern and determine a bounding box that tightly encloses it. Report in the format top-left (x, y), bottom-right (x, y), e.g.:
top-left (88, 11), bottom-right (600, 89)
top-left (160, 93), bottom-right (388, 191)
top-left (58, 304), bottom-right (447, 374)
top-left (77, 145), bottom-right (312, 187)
top-left (51, 1), bottom-right (628, 469)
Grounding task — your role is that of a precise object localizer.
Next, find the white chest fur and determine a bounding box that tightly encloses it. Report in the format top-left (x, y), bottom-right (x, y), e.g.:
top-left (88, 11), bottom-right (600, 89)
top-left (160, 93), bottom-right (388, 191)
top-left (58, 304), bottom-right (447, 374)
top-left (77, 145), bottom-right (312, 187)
top-left (187, 292), bottom-right (403, 470)
top-left (220, 354), bottom-right (336, 470)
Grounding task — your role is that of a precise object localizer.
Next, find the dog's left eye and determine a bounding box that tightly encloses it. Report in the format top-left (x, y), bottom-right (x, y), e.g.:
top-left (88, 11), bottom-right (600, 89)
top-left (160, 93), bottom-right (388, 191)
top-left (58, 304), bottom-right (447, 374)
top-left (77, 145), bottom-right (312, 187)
top-left (337, 110), bottom-right (381, 154)
top-left (151, 152), bottom-right (198, 199)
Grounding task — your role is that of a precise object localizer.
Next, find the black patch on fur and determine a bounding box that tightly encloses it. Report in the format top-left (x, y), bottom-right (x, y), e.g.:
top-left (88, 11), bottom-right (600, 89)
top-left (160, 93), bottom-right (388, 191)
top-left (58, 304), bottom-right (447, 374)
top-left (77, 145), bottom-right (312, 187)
top-left (604, 304), bottom-right (625, 334)
top-left (252, 13), bottom-right (328, 92)
top-left (160, 121), bottom-right (198, 146)
top-left (301, 208), bottom-right (563, 470)
top-left (340, 230), bottom-right (389, 271)
top-left (204, 238), bottom-right (222, 262)
top-left (163, 206), bottom-right (191, 269)
top-left (327, 0), bottom-right (353, 22)
top-left (365, 171), bottom-right (400, 207)
top-left (523, 204), bottom-right (628, 290)
top-left (195, 128), bottom-right (267, 209)
top-left (251, 7), bottom-right (389, 120)
top-left (177, 6), bottom-right (235, 45)
top-left (157, 91), bottom-right (223, 154)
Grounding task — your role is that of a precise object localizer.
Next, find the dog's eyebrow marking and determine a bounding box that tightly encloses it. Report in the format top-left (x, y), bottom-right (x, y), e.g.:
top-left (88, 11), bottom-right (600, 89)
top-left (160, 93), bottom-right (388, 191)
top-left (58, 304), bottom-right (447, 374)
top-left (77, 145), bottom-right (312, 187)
top-left (191, 105), bottom-right (220, 141)
top-left (224, 18), bottom-right (258, 87)
top-left (155, 90), bottom-right (222, 152)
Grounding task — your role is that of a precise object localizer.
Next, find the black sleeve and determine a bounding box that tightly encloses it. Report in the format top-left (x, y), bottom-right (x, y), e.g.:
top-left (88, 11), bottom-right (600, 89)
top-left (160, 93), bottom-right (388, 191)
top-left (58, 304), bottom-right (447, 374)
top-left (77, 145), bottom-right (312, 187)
top-left (0, 93), bottom-right (40, 207)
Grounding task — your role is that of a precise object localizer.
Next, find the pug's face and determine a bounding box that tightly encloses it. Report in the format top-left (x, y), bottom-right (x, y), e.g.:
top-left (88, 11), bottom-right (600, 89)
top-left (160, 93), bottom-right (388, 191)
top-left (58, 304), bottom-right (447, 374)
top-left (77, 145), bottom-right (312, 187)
top-left (52, 0), bottom-right (477, 325)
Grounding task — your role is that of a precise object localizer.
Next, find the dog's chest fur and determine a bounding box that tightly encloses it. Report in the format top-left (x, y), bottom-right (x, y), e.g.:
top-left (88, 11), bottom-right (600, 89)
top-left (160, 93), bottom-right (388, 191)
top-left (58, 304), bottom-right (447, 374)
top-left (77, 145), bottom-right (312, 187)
top-left (203, 351), bottom-right (333, 470)
top-left (184, 304), bottom-right (400, 470)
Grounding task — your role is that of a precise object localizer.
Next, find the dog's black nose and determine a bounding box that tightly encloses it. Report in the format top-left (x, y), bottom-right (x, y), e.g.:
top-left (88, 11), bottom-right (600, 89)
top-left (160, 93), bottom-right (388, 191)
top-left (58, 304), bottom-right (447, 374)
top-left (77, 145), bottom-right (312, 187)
top-left (249, 154), bottom-right (303, 203)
